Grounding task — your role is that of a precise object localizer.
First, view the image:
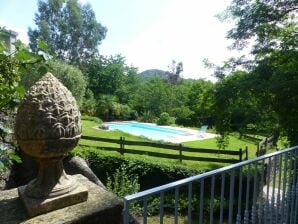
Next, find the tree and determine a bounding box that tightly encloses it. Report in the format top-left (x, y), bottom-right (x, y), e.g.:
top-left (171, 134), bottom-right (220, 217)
top-left (187, 79), bottom-right (214, 126)
top-left (84, 55), bottom-right (126, 97)
top-left (223, 0), bottom-right (297, 52)
top-left (28, 0), bottom-right (107, 65)
top-left (217, 0), bottom-right (298, 145)
top-left (167, 60), bottom-right (183, 84)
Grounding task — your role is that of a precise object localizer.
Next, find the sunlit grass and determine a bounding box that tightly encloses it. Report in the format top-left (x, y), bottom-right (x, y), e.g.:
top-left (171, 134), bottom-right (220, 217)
top-left (75, 120), bottom-right (258, 170)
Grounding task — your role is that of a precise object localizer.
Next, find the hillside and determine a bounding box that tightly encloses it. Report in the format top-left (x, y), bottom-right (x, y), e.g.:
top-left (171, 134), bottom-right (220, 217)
top-left (139, 69), bottom-right (167, 80)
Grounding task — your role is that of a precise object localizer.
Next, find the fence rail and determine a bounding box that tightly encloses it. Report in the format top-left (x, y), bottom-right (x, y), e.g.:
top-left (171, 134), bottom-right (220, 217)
top-left (123, 146), bottom-right (298, 224)
top-left (80, 135), bottom-right (248, 164)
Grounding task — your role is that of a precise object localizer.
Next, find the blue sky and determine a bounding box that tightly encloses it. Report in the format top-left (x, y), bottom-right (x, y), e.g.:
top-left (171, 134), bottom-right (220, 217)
top-left (0, 0), bottom-right (241, 80)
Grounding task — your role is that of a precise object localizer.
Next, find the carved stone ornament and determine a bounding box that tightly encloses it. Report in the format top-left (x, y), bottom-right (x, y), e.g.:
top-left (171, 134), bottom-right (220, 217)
top-left (15, 73), bottom-right (85, 207)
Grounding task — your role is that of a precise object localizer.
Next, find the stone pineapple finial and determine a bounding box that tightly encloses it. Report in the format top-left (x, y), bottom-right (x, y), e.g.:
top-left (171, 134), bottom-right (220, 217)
top-left (15, 73), bottom-right (87, 217)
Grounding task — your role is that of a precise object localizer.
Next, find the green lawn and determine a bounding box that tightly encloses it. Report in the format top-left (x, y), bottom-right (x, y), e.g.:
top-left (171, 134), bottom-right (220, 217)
top-left (74, 120), bottom-right (258, 170)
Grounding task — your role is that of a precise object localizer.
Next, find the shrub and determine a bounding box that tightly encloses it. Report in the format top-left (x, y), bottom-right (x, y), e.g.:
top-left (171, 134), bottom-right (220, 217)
top-left (138, 111), bottom-right (156, 123)
top-left (72, 149), bottom-right (257, 217)
top-left (172, 106), bottom-right (194, 126)
top-left (157, 112), bottom-right (176, 125)
top-left (106, 164), bottom-right (140, 197)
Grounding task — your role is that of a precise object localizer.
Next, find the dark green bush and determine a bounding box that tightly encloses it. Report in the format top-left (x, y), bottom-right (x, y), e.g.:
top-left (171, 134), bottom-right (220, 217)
top-left (157, 112), bottom-right (176, 125)
top-left (74, 148), bottom-right (259, 217)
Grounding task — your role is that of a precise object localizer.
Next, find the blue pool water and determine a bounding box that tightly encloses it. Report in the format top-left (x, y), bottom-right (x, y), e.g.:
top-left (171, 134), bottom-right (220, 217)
top-left (106, 121), bottom-right (191, 142)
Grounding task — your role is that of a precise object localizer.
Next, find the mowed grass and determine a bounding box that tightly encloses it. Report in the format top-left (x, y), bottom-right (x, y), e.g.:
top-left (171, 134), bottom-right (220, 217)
top-left (74, 120), bottom-right (258, 170)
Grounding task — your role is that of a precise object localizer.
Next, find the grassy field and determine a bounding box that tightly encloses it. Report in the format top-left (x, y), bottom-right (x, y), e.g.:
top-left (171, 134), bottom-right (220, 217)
top-left (74, 120), bottom-right (258, 170)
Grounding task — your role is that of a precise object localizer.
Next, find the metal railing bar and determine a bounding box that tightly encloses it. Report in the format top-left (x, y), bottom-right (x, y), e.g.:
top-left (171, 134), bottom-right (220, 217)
top-left (123, 199), bottom-right (129, 224)
top-left (236, 167), bottom-right (243, 224)
top-left (143, 198), bottom-right (148, 224)
top-left (270, 155), bottom-right (277, 224)
top-left (228, 169), bottom-right (235, 224)
top-left (285, 151), bottom-right (294, 224)
top-left (251, 161), bottom-right (258, 223)
top-left (188, 183), bottom-right (192, 224)
top-left (174, 187), bottom-right (179, 224)
top-left (124, 146), bottom-right (298, 202)
top-left (295, 149), bottom-right (298, 223)
top-left (294, 181), bottom-right (298, 224)
top-left (290, 149), bottom-right (297, 224)
top-left (210, 176), bottom-right (215, 224)
top-left (264, 157), bottom-right (271, 224)
top-left (244, 163), bottom-right (251, 224)
top-left (160, 191), bottom-right (164, 224)
top-left (281, 152), bottom-right (288, 223)
top-left (219, 172), bottom-right (225, 224)
top-left (258, 159), bottom-right (265, 224)
top-left (276, 154), bottom-right (283, 224)
top-left (199, 179), bottom-right (204, 224)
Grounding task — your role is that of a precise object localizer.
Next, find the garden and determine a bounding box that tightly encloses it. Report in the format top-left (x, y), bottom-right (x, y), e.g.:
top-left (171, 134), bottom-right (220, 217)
top-left (0, 0), bottom-right (297, 222)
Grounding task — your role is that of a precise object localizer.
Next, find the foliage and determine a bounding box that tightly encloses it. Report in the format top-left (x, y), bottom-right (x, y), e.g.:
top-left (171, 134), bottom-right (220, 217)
top-left (106, 164), bottom-right (140, 198)
top-left (215, 134), bottom-right (230, 150)
top-left (28, 0), bottom-right (107, 65)
top-left (156, 112), bottom-right (175, 126)
top-left (0, 31), bottom-right (43, 110)
top-left (81, 88), bottom-right (97, 116)
top-left (0, 145), bottom-right (21, 171)
top-left (171, 106), bottom-right (194, 126)
top-left (84, 55), bottom-right (126, 97)
top-left (224, 0), bottom-right (297, 52)
top-left (167, 60), bottom-right (183, 84)
top-left (130, 77), bottom-right (188, 118)
top-left (212, 0), bottom-right (298, 145)
top-left (20, 60), bottom-right (87, 105)
top-left (187, 79), bottom-right (214, 126)
top-left (138, 111), bottom-right (156, 123)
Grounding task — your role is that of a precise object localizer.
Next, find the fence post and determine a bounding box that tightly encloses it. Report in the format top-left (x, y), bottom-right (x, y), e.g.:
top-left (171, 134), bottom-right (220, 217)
top-left (120, 137), bottom-right (125, 155)
top-left (179, 144), bottom-right (182, 163)
top-left (245, 146), bottom-right (248, 160)
top-left (239, 148), bottom-right (243, 161)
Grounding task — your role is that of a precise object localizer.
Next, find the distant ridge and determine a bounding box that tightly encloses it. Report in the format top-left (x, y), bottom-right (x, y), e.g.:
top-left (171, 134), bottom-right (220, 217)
top-left (139, 69), bottom-right (167, 80)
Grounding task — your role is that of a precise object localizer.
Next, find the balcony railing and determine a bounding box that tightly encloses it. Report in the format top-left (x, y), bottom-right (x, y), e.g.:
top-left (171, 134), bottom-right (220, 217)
top-left (123, 146), bottom-right (298, 224)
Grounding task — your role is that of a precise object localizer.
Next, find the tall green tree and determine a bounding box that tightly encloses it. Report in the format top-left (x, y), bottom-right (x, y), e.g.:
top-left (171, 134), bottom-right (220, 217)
top-left (28, 0), bottom-right (107, 65)
top-left (84, 55), bottom-right (126, 97)
top-left (217, 0), bottom-right (298, 145)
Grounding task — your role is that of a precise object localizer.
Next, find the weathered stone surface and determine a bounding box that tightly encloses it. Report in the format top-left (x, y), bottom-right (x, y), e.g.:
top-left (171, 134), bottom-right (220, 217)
top-left (0, 174), bottom-right (123, 224)
top-left (14, 73), bottom-right (85, 212)
top-left (15, 73), bottom-right (81, 147)
top-left (18, 175), bottom-right (88, 217)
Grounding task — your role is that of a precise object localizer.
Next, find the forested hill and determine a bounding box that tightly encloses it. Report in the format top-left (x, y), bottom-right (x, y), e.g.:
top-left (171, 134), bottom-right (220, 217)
top-left (139, 69), bottom-right (167, 80)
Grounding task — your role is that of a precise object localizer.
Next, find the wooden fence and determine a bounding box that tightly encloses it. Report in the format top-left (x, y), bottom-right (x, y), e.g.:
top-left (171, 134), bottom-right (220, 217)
top-left (80, 135), bottom-right (248, 164)
top-left (256, 135), bottom-right (275, 156)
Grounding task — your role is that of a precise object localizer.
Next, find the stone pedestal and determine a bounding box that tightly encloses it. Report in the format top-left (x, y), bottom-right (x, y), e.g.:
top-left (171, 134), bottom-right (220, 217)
top-left (0, 175), bottom-right (123, 224)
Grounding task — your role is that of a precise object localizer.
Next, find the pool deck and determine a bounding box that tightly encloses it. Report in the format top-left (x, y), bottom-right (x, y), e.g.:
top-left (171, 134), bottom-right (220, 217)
top-left (99, 121), bottom-right (218, 143)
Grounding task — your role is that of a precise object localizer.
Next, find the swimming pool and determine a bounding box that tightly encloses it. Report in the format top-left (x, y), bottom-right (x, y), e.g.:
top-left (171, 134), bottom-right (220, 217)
top-left (105, 121), bottom-right (199, 143)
